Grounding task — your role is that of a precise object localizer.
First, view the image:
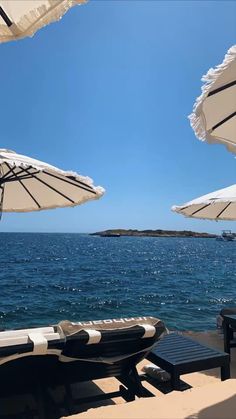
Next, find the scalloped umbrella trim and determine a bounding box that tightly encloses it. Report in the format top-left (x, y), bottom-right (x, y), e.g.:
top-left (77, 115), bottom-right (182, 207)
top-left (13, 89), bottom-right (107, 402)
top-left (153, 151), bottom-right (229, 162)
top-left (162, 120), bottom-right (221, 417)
top-left (189, 45), bottom-right (236, 154)
top-left (0, 149), bottom-right (105, 213)
top-left (0, 0), bottom-right (87, 43)
top-left (172, 184), bottom-right (236, 221)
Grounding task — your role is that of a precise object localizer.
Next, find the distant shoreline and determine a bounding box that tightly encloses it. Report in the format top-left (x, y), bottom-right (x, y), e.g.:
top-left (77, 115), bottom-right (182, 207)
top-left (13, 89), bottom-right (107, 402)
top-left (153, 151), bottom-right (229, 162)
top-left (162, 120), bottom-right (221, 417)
top-left (91, 229), bottom-right (218, 238)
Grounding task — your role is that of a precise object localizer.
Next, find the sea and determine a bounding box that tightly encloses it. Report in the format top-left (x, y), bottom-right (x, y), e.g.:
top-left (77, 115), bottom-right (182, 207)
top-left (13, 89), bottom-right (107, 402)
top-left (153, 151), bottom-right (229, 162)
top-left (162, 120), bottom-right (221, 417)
top-left (0, 233), bottom-right (235, 332)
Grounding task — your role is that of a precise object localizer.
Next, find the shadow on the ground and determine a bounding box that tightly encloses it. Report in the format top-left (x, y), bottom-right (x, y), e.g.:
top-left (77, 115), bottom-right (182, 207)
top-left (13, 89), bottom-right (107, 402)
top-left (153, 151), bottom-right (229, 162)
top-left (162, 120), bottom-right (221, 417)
top-left (0, 380), bottom-right (115, 419)
top-left (186, 394), bottom-right (236, 419)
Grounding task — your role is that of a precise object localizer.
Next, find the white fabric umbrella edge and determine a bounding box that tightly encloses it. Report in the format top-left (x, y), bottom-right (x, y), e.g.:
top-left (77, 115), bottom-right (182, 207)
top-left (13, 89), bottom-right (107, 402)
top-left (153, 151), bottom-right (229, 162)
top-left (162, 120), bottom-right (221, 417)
top-left (171, 184), bottom-right (236, 221)
top-left (0, 149), bottom-right (105, 197)
top-left (2, 191), bottom-right (104, 213)
top-left (0, 149), bottom-right (105, 212)
top-left (188, 44), bottom-right (236, 154)
top-left (171, 204), bottom-right (235, 222)
top-left (0, 0), bottom-right (87, 44)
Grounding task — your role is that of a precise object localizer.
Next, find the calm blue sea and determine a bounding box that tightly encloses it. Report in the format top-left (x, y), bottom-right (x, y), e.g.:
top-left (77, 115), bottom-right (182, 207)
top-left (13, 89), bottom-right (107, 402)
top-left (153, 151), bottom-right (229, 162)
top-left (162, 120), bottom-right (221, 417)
top-left (0, 233), bottom-right (235, 331)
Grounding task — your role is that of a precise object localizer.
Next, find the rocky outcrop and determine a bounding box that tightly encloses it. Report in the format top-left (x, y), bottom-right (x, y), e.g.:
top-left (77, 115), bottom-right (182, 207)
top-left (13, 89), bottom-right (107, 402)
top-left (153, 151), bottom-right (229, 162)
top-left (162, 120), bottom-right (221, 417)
top-left (91, 229), bottom-right (217, 238)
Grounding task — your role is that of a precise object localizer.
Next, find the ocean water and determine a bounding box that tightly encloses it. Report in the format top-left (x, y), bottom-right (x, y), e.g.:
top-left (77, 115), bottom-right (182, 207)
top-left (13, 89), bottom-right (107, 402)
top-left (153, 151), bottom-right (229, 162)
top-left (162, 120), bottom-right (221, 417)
top-left (0, 233), bottom-right (235, 332)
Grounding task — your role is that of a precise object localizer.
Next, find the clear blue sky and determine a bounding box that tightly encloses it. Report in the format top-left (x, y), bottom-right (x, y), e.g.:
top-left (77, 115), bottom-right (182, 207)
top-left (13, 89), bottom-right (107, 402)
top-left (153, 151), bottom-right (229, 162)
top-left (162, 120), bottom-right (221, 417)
top-left (0, 0), bottom-right (236, 233)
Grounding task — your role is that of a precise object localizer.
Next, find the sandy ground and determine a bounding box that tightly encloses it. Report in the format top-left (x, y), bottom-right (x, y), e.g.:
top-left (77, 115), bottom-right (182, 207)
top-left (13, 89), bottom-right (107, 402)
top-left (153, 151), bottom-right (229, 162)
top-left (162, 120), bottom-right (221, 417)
top-left (61, 331), bottom-right (236, 419)
top-left (66, 380), bottom-right (236, 419)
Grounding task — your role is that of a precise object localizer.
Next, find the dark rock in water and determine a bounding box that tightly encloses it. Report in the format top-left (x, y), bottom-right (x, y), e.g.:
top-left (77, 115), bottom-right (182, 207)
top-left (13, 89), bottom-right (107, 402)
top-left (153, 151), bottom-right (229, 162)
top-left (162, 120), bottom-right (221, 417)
top-left (91, 229), bottom-right (217, 238)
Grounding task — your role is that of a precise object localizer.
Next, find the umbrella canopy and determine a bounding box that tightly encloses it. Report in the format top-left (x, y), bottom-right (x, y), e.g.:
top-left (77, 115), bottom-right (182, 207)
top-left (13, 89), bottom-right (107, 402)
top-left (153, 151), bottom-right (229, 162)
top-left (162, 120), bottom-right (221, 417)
top-left (0, 0), bottom-right (86, 43)
top-left (0, 149), bottom-right (104, 212)
top-left (172, 184), bottom-right (236, 221)
top-left (189, 45), bottom-right (236, 154)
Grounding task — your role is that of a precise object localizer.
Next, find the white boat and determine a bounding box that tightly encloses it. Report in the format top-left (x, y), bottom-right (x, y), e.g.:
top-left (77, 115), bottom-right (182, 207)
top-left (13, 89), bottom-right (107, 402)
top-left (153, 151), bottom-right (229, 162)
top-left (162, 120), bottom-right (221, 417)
top-left (216, 230), bottom-right (236, 241)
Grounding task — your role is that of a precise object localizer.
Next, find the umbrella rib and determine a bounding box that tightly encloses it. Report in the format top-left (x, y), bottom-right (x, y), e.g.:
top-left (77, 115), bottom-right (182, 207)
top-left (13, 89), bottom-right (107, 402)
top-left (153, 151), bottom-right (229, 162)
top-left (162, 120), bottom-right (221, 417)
top-left (212, 111), bottom-right (236, 132)
top-left (0, 165), bottom-right (38, 182)
top-left (5, 164), bottom-right (41, 209)
top-left (0, 184), bottom-right (5, 216)
top-left (18, 180), bottom-right (41, 209)
top-left (0, 165), bottom-right (19, 182)
top-left (2, 165), bottom-right (41, 183)
top-left (0, 6), bottom-right (12, 27)
top-left (7, 166), bottom-right (40, 179)
top-left (43, 171), bottom-right (96, 194)
top-left (1, 166), bottom-right (93, 192)
top-left (208, 80), bottom-right (236, 97)
top-left (216, 202), bottom-right (231, 219)
top-left (191, 203), bottom-right (212, 216)
top-left (4, 171), bottom-right (40, 182)
top-left (24, 168), bottom-right (75, 204)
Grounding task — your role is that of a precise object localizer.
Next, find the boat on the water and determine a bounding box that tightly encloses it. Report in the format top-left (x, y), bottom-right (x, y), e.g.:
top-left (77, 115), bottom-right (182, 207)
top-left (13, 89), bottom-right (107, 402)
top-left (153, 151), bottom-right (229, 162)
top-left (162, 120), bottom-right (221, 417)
top-left (216, 230), bottom-right (236, 242)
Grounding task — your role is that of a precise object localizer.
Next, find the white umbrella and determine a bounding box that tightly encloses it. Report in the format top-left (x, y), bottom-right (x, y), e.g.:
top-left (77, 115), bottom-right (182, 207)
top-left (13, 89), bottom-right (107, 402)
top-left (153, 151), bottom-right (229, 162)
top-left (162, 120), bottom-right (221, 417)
top-left (189, 45), bottom-right (236, 154)
top-left (0, 0), bottom-right (86, 43)
top-left (172, 184), bottom-right (236, 221)
top-left (0, 149), bottom-right (104, 213)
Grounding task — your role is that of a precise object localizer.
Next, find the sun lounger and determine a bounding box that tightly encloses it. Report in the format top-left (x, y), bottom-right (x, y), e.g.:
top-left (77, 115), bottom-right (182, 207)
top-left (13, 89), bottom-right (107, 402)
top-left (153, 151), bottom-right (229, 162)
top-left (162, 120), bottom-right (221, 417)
top-left (0, 316), bottom-right (166, 412)
top-left (0, 326), bottom-right (65, 360)
top-left (57, 317), bottom-right (165, 399)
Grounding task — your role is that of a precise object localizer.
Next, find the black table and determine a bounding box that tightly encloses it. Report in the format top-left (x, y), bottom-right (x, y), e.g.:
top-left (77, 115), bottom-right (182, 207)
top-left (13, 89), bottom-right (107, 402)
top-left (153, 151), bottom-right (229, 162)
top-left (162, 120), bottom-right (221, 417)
top-left (223, 314), bottom-right (236, 354)
top-left (146, 333), bottom-right (230, 390)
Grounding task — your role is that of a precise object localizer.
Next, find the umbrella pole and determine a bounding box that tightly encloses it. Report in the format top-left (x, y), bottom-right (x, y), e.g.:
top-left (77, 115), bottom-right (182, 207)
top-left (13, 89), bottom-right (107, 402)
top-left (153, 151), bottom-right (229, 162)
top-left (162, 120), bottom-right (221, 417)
top-left (0, 7), bottom-right (12, 27)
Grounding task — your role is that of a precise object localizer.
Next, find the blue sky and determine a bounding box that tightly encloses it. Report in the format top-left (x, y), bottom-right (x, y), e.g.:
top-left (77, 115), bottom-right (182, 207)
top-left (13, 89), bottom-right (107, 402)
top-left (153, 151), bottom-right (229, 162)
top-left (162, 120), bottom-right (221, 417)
top-left (0, 0), bottom-right (236, 233)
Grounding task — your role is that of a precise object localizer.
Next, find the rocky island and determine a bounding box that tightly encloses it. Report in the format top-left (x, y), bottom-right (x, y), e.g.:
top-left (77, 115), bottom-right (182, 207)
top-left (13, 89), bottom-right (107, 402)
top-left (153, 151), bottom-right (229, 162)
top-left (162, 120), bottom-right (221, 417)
top-left (91, 229), bottom-right (217, 238)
